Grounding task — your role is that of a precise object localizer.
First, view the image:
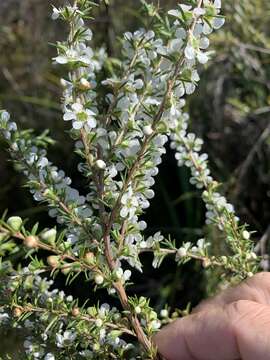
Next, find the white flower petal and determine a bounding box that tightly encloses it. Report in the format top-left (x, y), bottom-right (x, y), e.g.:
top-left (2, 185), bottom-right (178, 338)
top-left (184, 45), bottom-right (196, 60)
top-left (54, 56), bottom-right (68, 64)
top-left (63, 112), bottom-right (75, 121)
top-left (197, 51), bottom-right (209, 64)
top-left (213, 17), bottom-right (225, 29)
top-left (120, 207), bottom-right (129, 218)
top-left (71, 103), bottom-right (83, 112)
top-left (168, 9), bottom-right (180, 18)
top-left (87, 118), bottom-right (97, 128)
top-left (73, 121), bottom-right (84, 130)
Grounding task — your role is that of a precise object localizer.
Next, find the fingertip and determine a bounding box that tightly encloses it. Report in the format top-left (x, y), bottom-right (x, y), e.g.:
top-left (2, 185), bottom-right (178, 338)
top-left (153, 318), bottom-right (192, 360)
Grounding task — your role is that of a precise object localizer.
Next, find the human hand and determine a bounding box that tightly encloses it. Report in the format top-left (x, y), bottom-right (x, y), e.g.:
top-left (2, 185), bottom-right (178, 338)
top-left (154, 272), bottom-right (270, 360)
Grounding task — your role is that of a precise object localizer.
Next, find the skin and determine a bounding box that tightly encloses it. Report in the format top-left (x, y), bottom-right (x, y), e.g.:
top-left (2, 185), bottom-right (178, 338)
top-left (154, 272), bottom-right (270, 360)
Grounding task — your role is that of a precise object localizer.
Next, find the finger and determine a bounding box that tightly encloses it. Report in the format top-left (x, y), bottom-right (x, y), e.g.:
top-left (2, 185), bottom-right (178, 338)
top-left (194, 272), bottom-right (270, 313)
top-left (226, 300), bottom-right (270, 360)
top-left (155, 306), bottom-right (239, 360)
top-left (155, 299), bottom-right (270, 360)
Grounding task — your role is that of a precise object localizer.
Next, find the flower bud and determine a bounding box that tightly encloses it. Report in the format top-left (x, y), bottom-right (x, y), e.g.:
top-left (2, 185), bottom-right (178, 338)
top-left (221, 256), bottom-right (228, 263)
top-left (72, 307), bottom-right (80, 317)
top-left (71, 262), bottom-right (81, 273)
top-left (242, 230), bottom-right (250, 240)
top-left (160, 309), bottom-right (168, 318)
top-left (84, 252), bottom-right (95, 265)
top-left (41, 228), bottom-right (57, 245)
top-left (60, 78), bottom-right (67, 87)
top-left (96, 159), bottom-right (106, 170)
top-left (93, 343), bottom-right (100, 351)
top-left (177, 247), bottom-right (187, 258)
top-left (150, 319), bottom-right (161, 331)
top-left (95, 318), bottom-right (103, 327)
top-left (115, 268), bottom-right (123, 280)
top-left (13, 307), bottom-right (22, 318)
top-left (47, 255), bottom-right (60, 268)
top-left (24, 236), bottom-right (39, 249)
top-left (79, 78), bottom-right (91, 90)
top-left (247, 252), bottom-right (257, 260)
top-left (43, 188), bottom-right (58, 201)
top-left (135, 306), bottom-right (141, 314)
top-left (7, 216), bottom-right (23, 231)
top-left (202, 258), bottom-right (211, 268)
top-left (172, 311), bottom-right (179, 319)
top-left (61, 267), bottom-right (71, 275)
top-left (24, 276), bottom-right (33, 290)
top-left (94, 274), bottom-right (104, 285)
top-left (113, 313), bottom-right (121, 321)
top-left (143, 125), bottom-right (154, 136)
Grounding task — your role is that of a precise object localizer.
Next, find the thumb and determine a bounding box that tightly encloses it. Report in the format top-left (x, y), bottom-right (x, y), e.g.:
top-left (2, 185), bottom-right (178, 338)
top-left (154, 300), bottom-right (270, 360)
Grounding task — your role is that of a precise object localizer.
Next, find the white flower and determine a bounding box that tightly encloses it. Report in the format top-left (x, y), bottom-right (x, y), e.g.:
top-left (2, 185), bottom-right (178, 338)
top-left (169, 38), bottom-right (183, 53)
top-left (56, 331), bottom-right (77, 348)
top-left (64, 103), bottom-right (97, 130)
top-left (99, 303), bottom-right (110, 318)
top-left (197, 51), bottom-right (209, 64)
top-left (0, 110), bottom-right (10, 123)
top-left (0, 312), bottom-right (9, 324)
top-left (37, 157), bottom-right (49, 168)
top-left (123, 269), bottom-right (132, 281)
top-left (144, 189), bottom-right (155, 199)
top-left (197, 238), bottom-right (207, 250)
top-left (193, 7), bottom-right (205, 17)
top-left (134, 79), bottom-right (144, 89)
top-left (184, 45), bottom-right (196, 60)
top-left (54, 44), bottom-right (93, 66)
top-left (199, 37), bottom-right (210, 50)
top-left (203, 21), bottom-right (213, 35)
top-left (175, 28), bottom-right (186, 39)
top-left (120, 187), bottom-right (139, 219)
top-left (51, 7), bottom-right (60, 20)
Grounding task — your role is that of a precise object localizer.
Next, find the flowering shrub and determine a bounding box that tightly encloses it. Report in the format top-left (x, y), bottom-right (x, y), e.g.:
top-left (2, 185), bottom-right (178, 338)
top-left (0, 1), bottom-right (259, 359)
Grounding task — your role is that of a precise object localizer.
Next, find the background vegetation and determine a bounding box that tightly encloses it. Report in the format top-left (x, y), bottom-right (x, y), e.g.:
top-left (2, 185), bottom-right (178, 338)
top-left (0, 0), bottom-right (270, 356)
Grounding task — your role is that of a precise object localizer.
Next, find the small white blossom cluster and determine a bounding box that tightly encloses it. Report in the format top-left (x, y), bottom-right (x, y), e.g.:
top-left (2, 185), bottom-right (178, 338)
top-left (170, 112), bottom-right (239, 231)
top-left (169, 109), bottom-right (256, 265)
top-left (0, 110), bottom-right (94, 249)
top-left (169, 1), bottom-right (224, 64)
top-left (0, 1), bottom-right (258, 359)
top-left (176, 238), bottom-right (210, 261)
top-left (0, 268), bottom-right (134, 359)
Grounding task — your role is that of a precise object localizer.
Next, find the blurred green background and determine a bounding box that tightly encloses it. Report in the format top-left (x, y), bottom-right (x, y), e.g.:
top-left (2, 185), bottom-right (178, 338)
top-left (0, 0), bottom-right (270, 357)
